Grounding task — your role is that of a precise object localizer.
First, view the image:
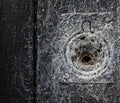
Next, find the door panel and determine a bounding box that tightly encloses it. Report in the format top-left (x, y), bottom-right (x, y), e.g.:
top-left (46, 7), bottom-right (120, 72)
top-left (0, 0), bottom-right (120, 103)
top-left (37, 0), bottom-right (120, 103)
top-left (0, 0), bottom-right (34, 103)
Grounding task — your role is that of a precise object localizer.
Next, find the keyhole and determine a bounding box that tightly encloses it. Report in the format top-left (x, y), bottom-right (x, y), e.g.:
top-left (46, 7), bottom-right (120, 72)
top-left (81, 21), bottom-right (94, 33)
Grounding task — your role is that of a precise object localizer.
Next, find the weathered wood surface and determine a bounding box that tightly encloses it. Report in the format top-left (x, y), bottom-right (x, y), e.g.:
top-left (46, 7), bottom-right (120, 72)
top-left (0, 0), bottom-right (34, 103)
top-left (37, 0), bottom-right (120, 103)
top-left (0, 0), bottom-right (120, 103)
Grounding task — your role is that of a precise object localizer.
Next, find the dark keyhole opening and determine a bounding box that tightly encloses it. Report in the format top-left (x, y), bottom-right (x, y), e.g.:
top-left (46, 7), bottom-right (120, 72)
top-left (82, 56), bottom-right (91, 63)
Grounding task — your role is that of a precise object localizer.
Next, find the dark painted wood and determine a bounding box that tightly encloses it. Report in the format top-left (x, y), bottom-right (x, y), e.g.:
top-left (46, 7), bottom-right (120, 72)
top-left (0, 0), bottom-right (120, 103)
top-left (0, 0), bottom-right (34, 103)
top-left (37, 0), bottom-right (120, 103)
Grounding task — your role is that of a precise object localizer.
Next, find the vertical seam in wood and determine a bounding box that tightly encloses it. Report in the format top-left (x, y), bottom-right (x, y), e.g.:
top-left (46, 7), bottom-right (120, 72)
top-left (33, 0), bottom-right (38, 102)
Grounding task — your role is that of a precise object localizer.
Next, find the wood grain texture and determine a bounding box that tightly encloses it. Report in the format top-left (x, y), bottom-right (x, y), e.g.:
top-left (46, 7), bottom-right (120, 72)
top-left (37, 0), bottom-right (120, 103)
top-left (0, 0), bottom-right (34, 103)
top-left (0, 0), bottom-right (120, 103)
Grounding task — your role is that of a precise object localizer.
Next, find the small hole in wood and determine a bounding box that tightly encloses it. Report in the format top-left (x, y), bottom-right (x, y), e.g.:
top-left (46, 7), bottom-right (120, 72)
top-left (82, 56), bottom-right (91, 63)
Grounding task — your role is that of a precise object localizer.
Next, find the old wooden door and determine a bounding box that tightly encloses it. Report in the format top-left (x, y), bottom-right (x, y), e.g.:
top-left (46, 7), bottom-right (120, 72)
top-left (0, 0), bottom-right (120, 103)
